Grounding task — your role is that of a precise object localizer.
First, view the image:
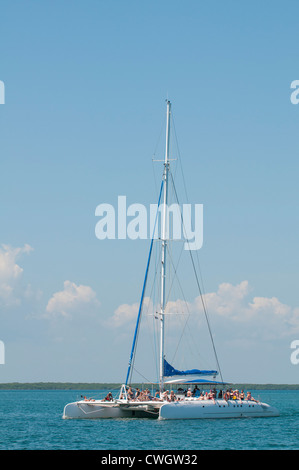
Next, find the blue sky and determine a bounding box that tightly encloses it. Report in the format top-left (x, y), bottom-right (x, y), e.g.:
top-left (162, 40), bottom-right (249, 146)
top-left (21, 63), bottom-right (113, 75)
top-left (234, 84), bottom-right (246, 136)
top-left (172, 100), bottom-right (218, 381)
top-left (1, 0), bottom-right (299, 384)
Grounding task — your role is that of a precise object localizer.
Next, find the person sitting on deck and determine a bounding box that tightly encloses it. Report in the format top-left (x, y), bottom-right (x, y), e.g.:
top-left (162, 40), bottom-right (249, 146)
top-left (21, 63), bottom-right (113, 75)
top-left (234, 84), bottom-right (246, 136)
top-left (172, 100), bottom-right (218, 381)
top-left (207, 390), bottom-right (216, 402)
top-left (169, 390), bottom-right (177, 402)
top-left (127, 387), bottom-right (134, 400)
top-left (104, 392), bottom-right (113, 401)
top-left (246, 391), bottom-right (258, 402)
top-left (136, 390), bottom-right (145, 401)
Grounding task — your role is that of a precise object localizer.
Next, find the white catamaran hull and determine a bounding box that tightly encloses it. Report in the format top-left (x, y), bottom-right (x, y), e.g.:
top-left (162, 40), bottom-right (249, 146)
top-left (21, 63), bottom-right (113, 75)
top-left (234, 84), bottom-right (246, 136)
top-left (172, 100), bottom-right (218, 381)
top-left (63, 400), bottom-right (162, 419)
top-left (159, 399), bottom-right (280, 420)
top-left (63, 398), bottom-right (279, 420)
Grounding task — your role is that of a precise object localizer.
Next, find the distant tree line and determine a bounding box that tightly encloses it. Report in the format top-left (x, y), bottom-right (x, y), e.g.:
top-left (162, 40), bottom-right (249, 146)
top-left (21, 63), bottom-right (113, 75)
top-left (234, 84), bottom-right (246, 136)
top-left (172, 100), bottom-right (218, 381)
top-left (0, 382), bottom-right (298, 390)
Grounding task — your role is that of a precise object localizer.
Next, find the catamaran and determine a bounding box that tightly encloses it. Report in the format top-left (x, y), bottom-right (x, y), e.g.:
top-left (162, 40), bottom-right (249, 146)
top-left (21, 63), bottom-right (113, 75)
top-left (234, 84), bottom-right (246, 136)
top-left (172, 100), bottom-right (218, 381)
top-left (63, 101), bottom-right (279, 420)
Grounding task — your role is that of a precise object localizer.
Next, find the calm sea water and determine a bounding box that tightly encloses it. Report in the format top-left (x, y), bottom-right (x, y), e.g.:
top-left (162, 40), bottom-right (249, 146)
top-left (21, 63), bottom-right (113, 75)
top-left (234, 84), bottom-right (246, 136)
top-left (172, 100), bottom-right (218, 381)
top-left (0, 389), bottom-right (298, 450)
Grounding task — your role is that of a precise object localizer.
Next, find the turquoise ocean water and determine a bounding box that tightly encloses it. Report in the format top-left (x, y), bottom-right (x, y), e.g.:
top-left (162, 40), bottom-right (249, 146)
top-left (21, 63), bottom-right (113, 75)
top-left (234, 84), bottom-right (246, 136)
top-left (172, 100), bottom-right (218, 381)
top-left (0, 389), bottom-right (298, 450)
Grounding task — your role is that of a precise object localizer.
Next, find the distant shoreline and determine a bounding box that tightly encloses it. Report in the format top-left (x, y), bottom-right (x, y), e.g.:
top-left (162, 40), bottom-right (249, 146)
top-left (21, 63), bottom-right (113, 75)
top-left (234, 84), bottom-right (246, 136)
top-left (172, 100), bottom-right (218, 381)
top-left (0, 382), bottom-right (298, 390)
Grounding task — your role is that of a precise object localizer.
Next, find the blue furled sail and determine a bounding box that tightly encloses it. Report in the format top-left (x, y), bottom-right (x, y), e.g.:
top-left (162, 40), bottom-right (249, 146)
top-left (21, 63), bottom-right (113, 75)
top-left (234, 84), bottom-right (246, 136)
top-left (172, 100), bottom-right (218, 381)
top-left (163, 359), bottom-right (218, 377)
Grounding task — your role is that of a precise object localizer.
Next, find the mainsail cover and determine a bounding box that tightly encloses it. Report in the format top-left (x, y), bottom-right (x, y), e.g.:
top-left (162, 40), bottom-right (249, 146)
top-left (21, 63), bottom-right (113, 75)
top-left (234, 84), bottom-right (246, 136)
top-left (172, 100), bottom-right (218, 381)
top-left (163, 359), bottom-right (218, 377)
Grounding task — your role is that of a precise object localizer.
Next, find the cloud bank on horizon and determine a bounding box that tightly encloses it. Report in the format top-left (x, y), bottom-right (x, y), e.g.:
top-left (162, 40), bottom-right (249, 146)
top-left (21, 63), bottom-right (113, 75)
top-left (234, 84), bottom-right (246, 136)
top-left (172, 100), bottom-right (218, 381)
top-left (1, 243), bottom-right (298, 340)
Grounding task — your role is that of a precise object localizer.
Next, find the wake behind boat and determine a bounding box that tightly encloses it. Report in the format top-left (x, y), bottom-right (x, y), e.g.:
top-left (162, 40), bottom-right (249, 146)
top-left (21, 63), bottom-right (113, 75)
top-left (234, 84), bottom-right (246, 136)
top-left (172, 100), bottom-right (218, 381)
top-left (63, 101), bottom-right (279, 420)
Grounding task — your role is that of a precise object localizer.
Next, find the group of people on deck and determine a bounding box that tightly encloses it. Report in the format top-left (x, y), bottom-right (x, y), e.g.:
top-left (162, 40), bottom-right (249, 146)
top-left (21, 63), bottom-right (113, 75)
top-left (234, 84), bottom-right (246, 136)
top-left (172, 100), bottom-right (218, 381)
top-left (189, 387), bottom-right (258, 402)
top-left (104, 386), bottom-right (258, 403)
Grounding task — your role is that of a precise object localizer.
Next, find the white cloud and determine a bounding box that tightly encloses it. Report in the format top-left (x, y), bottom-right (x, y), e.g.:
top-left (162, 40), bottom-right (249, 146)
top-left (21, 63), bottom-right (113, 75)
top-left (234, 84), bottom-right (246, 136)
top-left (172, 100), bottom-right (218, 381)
top-left (194, 280), bottom-right (299, 338)
top-left (109, 297), bottom-right (152, 328)
top-left (109, 280), bottom-right (299, 338)
top-left (46, 280), bottom-right (100, 319)
top-left (0, 243), bottom-right (33, 305)
top-left (289, 308), bottom-right (299, 330)
top-left (194, 280), bottom-right (250, 320)
top-left (249, 296), bottom-right (291, 317)
top-left (111, 301), bottom-right (139, 327)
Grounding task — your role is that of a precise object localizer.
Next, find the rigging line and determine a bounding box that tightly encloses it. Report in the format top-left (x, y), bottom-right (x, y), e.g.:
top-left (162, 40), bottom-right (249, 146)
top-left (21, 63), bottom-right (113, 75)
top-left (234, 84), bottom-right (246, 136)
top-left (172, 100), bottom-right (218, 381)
top-left (171, 114), bottom-right (190, 202)
top-left (172, 115), bottom-right (205, 293)
top-left (194, 247), bottom-right (208, 298)
top-left (187, 250), bottom-right (224, 383)
top-left (151, 159), bottom-right (159, 199)
top-left (172, 115), bottom-right (211, 353)
top-left (164, 242), bottom-right (190, 317)
top-left (127, 243), bottom-right (161, 387)
top-left (163, 237), bottom-right (208, 368)
top-left (160, 144), bottom-right (200, 363)
top-left (172, 114), bottom-right (210, 308)
top-left (188, 254), bottom-right (224, 381)
top-left (152, 116), bottom-right (167, 197)
top-left (165, 241), bottom-right (207, 366)
top-left (131, 367), bottom-right (152, 385)
top-left (164, 243), bottom-right (197, 364)
top-left (153, 116), bottom-right (165, 158)
top-left (169, 170), bottom-right (224, 383)
top-left (167, 110), bottom-right (179, 181)
top-left (168, 167), bottom-right (217, 370)
top-left (164, 239), bottom-right (185, 306)
top-left (152, 240), bottom-right (163, 382)
top-left (142, 250), bottom-right (162, 383)
top-left (126, 179), bottom-right (164, 386)
top-left (164, 180), bottom-right (197, 352)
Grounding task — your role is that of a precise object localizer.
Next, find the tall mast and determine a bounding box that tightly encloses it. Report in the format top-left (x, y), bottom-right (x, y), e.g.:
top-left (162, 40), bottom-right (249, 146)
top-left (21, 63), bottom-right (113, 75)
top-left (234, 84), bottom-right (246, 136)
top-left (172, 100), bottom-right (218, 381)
top-left (159, 99), bottom-right (171, 392)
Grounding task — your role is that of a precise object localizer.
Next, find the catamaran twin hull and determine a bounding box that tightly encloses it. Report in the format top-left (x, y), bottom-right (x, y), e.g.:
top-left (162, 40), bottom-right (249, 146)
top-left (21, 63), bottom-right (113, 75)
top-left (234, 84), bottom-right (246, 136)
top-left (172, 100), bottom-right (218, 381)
top-left (63, 398), bottom-right (279, 420)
